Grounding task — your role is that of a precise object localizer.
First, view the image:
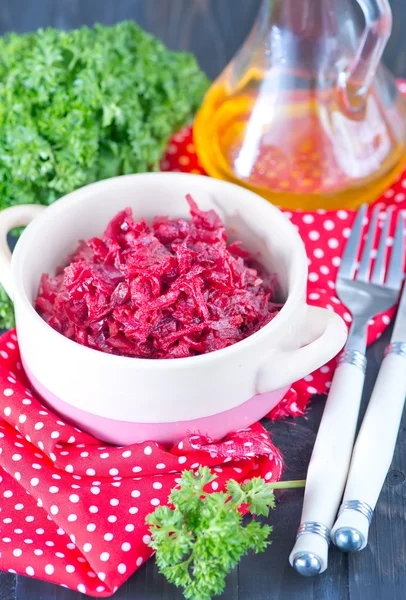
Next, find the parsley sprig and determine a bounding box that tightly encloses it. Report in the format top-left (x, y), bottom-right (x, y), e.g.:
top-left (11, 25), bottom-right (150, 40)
top-left (147, 467), bottom-right (305, 599)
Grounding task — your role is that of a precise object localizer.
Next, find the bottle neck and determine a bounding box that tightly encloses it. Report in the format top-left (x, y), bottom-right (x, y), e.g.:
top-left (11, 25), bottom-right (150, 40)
top-left (259, 0), bottom-right (343, 38)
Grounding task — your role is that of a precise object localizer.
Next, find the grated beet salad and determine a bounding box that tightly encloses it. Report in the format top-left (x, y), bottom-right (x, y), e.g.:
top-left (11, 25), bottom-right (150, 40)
top-left (35, 195), bottom-right (281, 359)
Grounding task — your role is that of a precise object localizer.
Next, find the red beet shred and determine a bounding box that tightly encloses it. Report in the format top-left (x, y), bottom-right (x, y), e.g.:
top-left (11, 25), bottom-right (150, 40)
top-left (35, 195), bottom-right (281, 359)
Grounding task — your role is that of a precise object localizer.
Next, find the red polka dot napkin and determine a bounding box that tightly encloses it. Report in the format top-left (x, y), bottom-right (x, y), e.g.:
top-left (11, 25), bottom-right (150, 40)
top-left (0, 331), bottom-right (282, 597)
top-left (161, 85), bottom-right (406, 419)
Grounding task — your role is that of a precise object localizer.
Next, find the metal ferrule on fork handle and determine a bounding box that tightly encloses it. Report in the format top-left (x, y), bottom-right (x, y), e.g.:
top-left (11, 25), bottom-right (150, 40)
top-left (385, 341), bottom-right (406, 357)
top-left (337, 350), bottom-right (367, 372)
top-left (291, 522), bottom-right (331, 576)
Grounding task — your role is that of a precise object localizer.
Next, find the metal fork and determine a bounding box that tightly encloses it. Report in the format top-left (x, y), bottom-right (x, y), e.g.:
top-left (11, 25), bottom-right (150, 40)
top-left (289, 205), bottom-right (404, 577)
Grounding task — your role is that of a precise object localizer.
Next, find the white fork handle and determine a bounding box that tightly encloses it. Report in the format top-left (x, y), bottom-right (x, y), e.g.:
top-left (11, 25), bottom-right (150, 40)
top-left (331, 345), bottom-right (406, 550)
top-left (289, 353), bottom-right (366, 574)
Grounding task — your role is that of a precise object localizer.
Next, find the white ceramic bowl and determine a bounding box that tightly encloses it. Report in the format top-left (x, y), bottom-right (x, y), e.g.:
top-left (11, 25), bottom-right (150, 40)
top-left (0, 173), bottom-right (347, 445)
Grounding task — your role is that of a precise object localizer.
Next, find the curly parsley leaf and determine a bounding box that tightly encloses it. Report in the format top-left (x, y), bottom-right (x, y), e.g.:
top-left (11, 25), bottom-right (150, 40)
top-left (0, 21), bottom-right (209, 327)
top-left (146, 467), bottom-right (275, 600)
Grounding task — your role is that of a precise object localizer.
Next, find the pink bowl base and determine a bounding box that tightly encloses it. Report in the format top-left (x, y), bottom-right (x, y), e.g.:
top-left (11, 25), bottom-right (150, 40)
top-left (25, 364), bottom-right (288, 446)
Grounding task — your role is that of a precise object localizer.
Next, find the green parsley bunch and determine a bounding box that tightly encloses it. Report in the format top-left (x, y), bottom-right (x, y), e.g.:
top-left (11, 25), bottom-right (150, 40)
top-left (0, 21), bottom-right (209, 328)
top-left (146, 467), bottom-right (276, 600)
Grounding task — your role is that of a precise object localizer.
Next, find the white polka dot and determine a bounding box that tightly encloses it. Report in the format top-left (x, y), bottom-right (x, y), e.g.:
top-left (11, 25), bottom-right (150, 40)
top-left (3, 388), bottom-right (13, 397)
top-left (18, 415), bottom-right (26, 424)
top-left (50, 505), bottom-right (58, 515)
top-left (395, 192), bottom-right (405, 202)
top-left (125, 524), bottom-right (135, 533)
top-left (64, 565), bottom-right (74, 573)
top-left (320, 366), bottom-right (330, 373)
top-left (156, 463), bottom-right (166, 469)
top-left (303, 214), bottom-right (314, 224)
top-left (4, 407), bottom-right (11, 417)
top-left (382, 315), bottom-right (391, 325)
top-left (144, 446), bottom-right (152, 455)
top-left (129, 507), bottom-right (138, 515)
top-left (22, 398), bottom-right (31, 405)
top-left (78, 584), bottom-right (86, 594)
top-left (304, 375), bottom-right (313, 382)
top-left (109, 468), bottom-right (119, 476)
top-left (337, 210), bottom-right (348, 220)
top-left (328, 238), bottom-right (339, 249)
top-left (100, 552), bottom-right (110, 562)
top-left (122, 542), bottom-right (131, 552)
top-left (86, 523), bottom-right (96, 532)
top-left (50, 431), bottom-right (59, 439)
top-left (83, 543), bottom-right (92, 552)
top-left (100, 452), bottom-right (109, 459)
top-left (307, 386), bottom-right (317, 394)
top-left (178, 456), bottom-right (187, 464)
top-left (4, 490), bottom-right (13, 498)
top-left (26, 567), bottom-right (35, 576)
top-left (110, 498), bottom-right (119, 506)
top-left (309, 230), bottom-right (320, 241)
top-left (65, 465), bottom-right (74, 473)
top-left (313, 248), bottom-right (324, 258)
top-left (69, 494), bottom-right (80, 503)
top-left (30, 478), bottom-right (39, 487)
top-left (122, 450), bottom-right (131, 458)
top-left (49, 486), bottom-right (59, 494)
top-left (308, 292), bottom-right (320, 301)
top-left (332, 256), bottom-right (341, 267)
top-left (80, 451), bottom-right (89, 458)
top-left (308, 272), bottom-right (319, 282)
top-left (108, 515), bottom-right (117, 523)
top-left (118, 563), bottom-right (127, 574)
top-left (25, 516), bottom-right (34, 522)
top-left (153, 481), bottom-right (163, 490)
top-left (343, 312), bottom-right (352, 322)
top-left (343, 228), bottom-right (351, 238)
top-left (136, 557), bottom-right (143, 567)
top-left (131, 490), bottom-right (140, 498)
top-left (104, 533), bottom-right (114, 541)
top-left (98, 572), bottom-right (106, 581)
top-left (34, 422), bottom-right (44, 430)
top-left (91, 486), bottom-right (100, 495)
top-left (323, 220), bottom-right (335, 231)
top-left (67, 514), bottom-right (77, 522)
top-left (211, 481), bottom-right (219, 491)
top-left (13, 549), bottom-right (22, 557)
top-left (132, 466), bottom-right (142, 473)
top-left (45, 564), bottom-right (54, 575)
top-left (320, 265), bottom-right (330, 275)
top-left (265, 472), bottom-right (273, 481)
top-left (12, 454), bottom-right (22, 461)
top-left (89, 506), bottom-right (98, 514)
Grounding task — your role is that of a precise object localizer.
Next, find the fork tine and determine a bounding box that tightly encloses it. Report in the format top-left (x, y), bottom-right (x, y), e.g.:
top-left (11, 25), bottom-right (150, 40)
top-left (339, 204), bottom-right (367, 280)
top-left (371, 208), bottom-right (392, 285)
top-left (356, 205), bottom-right (380, 282)
top-left (386, 210), bottom-right (405, 290)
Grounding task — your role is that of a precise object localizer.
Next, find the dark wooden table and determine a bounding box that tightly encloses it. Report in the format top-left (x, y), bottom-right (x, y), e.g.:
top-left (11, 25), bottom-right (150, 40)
top-left (0, 325), bottom-right (405, 599)
top-left (1, 1), bottom-right (406, 598)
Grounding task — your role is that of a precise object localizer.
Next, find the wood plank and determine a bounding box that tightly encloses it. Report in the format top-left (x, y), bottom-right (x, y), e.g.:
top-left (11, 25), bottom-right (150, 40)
top-left (348, 326), bottom-right (406, 600)
top-left (0, 573), bottom-right (15, 600)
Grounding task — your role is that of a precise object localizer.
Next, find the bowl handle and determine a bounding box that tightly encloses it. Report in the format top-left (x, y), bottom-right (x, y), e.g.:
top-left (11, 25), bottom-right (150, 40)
top-left (257, 306), bottom-right (347, 393)
top-left (0, 205), bottom-right (46, 299)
